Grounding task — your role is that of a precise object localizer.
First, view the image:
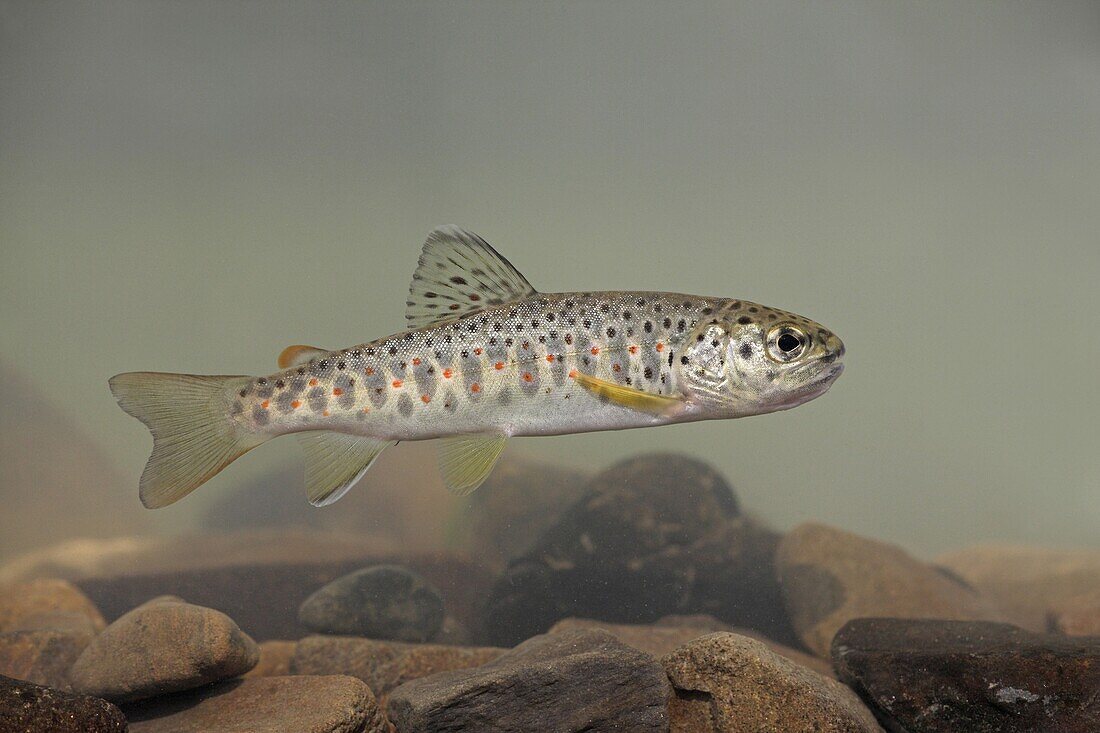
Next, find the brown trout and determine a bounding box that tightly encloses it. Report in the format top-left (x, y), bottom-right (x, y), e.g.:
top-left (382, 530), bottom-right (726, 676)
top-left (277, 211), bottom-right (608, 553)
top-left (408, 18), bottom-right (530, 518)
top-left (110, 226), bottom-right (845, 508)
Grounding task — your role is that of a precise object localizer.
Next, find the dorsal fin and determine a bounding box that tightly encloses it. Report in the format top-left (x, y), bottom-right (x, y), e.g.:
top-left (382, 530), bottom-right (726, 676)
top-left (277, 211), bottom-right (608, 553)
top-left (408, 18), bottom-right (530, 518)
top-left (405, 226), bottom-right (537, 329)
top-left (278, 345), bottom-right (328, 369)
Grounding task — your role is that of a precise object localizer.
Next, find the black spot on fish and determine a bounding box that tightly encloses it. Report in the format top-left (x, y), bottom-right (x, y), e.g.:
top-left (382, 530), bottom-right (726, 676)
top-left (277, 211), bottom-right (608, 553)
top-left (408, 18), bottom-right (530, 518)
top-left (607, 327), bottom-right (616, 337)
top-left (644, 321), bottom-right (653, 333)
top-left (677, 320), bottom-right (686, 332)
top-left (644, 366), bottom-right (653, 379)
top-left (740, 343), bottom-right (753, 359)
top-left (701, 307), bottom-right (712, 315)
top-left (450, 276), bottom-right (467, 285)
top-left (681, 355), bottom-right (689, 364)
top-left (622, 311), bottom-right (632, 320)
top-left (663, 318), bottom-right (672, 328)
top-left (275, 380), bottom-right (284, 389)
top-left (748, 306), bottom-right (758, 313)
top-left (738, 316), bottom-right (753, 325)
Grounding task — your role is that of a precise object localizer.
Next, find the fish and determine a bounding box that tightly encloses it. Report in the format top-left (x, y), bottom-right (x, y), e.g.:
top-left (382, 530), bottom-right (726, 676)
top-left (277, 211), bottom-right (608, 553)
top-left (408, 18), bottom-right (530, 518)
top-left (110, 226), bottom-right (845, 509)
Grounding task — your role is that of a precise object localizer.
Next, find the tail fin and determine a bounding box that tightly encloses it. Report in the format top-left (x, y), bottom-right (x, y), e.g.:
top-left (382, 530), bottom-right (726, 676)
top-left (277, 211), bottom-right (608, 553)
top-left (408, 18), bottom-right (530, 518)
top-left (108, 372), bottom-right (262, 508)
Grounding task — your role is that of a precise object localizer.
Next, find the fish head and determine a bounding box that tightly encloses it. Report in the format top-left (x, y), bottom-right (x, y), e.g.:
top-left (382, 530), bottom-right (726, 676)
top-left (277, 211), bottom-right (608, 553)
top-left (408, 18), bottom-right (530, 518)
top-left (676, 301), bottom-right (844, 416)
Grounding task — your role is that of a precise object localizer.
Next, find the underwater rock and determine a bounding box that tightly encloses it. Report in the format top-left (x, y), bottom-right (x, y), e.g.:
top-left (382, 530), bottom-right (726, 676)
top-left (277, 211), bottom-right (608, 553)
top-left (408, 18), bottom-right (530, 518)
top-left (549, 616), bottom-right (834, 677)
top-left (298, 564), bottom-right (445, 642)
top-left (937, 543), bottom-right (1100, 632)
top-left (73, 549), bottom-right (491, 643)
top-left (125, 675), bottom-right (388, 733)
top-left (244, 640), bottom-right (297, 678)
top-left (662, 632), bottom-right (882, 733)
top-left (831, 617), bottom-right (1100, 733)
top-left (0, 627), bottom-right (94, 689)
top-left (0, 674), bottom-right (127, 732)
top-left (485, 453), bottom-right (794, 647)
top-left (0, 578), bottom-right (106, 633)
top-left (387, 628), bottom-right (670, 732)
top-left (291, 634), bottom-right (504, 706)
top-left (69, 600), bottom-right (259, 703)
top-left (777, 522), bottom-right (1003, 656)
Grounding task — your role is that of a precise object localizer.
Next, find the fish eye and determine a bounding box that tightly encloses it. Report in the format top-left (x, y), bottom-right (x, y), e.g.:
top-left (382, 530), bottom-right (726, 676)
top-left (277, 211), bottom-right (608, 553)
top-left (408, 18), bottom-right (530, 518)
top-left (767, 326), bottom-right (807, 362)
top-left (777, 333), bottom-right (801, 353)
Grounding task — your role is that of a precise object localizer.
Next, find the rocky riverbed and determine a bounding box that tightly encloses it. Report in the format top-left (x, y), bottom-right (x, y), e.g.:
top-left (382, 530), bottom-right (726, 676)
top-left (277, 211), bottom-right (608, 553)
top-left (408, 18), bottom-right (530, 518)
top-left (1, 452), bottom-right (1098, 732)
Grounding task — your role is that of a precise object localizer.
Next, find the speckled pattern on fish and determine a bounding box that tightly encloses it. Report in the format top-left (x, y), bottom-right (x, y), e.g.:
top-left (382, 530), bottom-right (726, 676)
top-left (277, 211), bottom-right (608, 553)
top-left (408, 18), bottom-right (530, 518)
top-left (110, 226), bottom-right (845, 509)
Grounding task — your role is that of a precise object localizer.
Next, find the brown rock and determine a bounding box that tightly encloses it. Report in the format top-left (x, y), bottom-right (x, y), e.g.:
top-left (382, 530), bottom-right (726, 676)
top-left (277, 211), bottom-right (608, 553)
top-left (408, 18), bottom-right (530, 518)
top-left (70, 601), bottom-right (259, 703)
top-left (0, 674), bottom-right (127, 733)
top-left (938, 544), bottom-right (1100, 632)
top-left (0, 578), bottom-right (105, 633)
top-left (8, 609), bottom-right (103, 637)
top-left (832, 618), bottom-right (1100, 733)
top-left (486, 453), bottom-right (798, 647)
top-left (1049, 590), bottom-right (1100, 636)
top-left (244, 640), bottom-right (297, 678)
top-left (0, 627), bottom-right (94, 689)
top-left (777, 522), bottom-right (1003, 656)
top-left (291, 635), bottom-right (503, 705)
top-left (549, 616), bottom-right (834, 677)
top-left (387, 629), bottom-right (670, 732)
top-left (126, 675), bottom-right (388, 733)
top-left (663, 632), bottom-right (883, 733)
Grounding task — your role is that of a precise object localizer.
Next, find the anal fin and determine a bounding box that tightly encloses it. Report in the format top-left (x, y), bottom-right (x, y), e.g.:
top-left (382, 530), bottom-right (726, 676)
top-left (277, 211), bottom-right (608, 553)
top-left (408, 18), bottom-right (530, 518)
top-left (297, 431), bottom-right (394, 506)
top-left (573, 373), bottom-right (686, 416)
top-left (438, 434), bottom-right (507, 496)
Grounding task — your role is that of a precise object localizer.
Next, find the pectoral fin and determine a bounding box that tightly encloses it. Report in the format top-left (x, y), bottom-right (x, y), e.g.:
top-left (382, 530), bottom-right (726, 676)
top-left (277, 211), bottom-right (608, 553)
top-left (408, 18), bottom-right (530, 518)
top-left (573, 373), bottom-right (686, 416)
top-left (297, 432), bottom-right (395, 506)
top-left (437, 434), bottom-right (507, 496)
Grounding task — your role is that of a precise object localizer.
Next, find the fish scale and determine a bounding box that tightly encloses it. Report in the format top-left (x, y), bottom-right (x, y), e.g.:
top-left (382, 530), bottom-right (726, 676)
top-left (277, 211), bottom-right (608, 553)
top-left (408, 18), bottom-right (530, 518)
top-left (110, 226), bottom-right (844, 510)
top-left (234, 292), bottom-right (710, 441)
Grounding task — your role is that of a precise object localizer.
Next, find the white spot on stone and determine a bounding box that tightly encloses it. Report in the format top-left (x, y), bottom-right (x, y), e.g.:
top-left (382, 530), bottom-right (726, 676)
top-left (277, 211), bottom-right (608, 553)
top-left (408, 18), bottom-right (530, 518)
top-left (994, 686), bottom-right (1040, 704)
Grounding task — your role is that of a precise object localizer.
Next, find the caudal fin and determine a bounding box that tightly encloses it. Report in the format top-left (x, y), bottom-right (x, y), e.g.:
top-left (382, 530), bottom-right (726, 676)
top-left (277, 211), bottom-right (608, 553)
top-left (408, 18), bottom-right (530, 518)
top-left (109, 372), bottom-right (262, 508)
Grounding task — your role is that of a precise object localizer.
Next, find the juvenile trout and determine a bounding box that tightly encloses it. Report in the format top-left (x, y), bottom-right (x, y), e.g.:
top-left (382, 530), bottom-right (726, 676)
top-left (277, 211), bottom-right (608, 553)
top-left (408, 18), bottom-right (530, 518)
top-left (111, 226), bottom-right (845, 508)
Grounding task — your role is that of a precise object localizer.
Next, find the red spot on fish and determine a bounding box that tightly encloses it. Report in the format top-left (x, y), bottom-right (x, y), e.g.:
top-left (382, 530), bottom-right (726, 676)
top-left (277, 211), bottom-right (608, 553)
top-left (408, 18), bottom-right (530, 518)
top-left (494, 362), bottom-right (504, 370)
top-left (291, 400), bottom-right (301, 409)
top-left (471, 383), bottom-right (481, 393)
top-left (309, 378), bottom-right (318, 387)
top-left (365, 367), bottom-right (375, 376)
top-left (469, 293), bottom-right (481, 301)
top-left (421, 394), bottom-right (431, 404)
top-left (522, 341), bottom-right (530, 350)
top-left (568, 369), bottom-right (578, 378)
top-left (655, 342), bottom-right (665, 352)
top-left (613, 363), bottom-right (621, 372)
top-left (392, 379), bottom-right (403, 388)
top-left (412, 358), bottom-right (421, 365)
top-left (590, 347), bottom-right (600, 355)
top-left (362, 407), bottom-right (370, 413)
top-left (546, 355), bottom-right (555, 362)
top-left (628, 345), bottom-right (638, 354)
top-left (474, 348), bottom-right (483, 355)
top-left (260, 400), bottom-right (269, 409)
top-left (449, 303), bottom-right (461, 310)
top-left (332, 388), bottom-right (343, 396)
top-left (443, 368), bottom-right (453, 378)
top-left (323, 409), bottom-right (330, 416)
top-left (522, 372), bottom-right (533, 382)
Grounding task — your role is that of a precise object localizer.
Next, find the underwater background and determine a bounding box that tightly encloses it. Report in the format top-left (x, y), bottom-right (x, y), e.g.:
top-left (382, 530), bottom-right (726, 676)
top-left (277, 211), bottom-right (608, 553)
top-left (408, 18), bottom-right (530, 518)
top-left (1, 3), bottom-right (1099, 731)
